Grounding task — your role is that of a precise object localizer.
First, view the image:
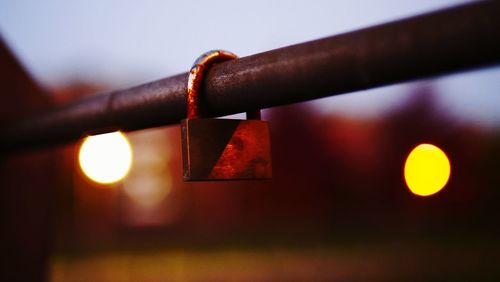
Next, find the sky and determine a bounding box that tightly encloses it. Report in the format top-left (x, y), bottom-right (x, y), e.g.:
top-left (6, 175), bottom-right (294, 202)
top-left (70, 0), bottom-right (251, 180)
top-left (1, 0), bottom-right (499, 126)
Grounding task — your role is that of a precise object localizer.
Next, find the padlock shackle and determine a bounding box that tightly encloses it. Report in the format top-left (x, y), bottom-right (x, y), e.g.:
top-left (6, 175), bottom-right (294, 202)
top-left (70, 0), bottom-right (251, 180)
top-left (187, 50), bottom-right (261, 119)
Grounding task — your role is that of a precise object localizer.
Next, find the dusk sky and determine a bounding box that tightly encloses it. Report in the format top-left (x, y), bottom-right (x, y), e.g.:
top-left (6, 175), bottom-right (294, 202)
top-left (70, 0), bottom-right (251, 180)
top-left (1, 0), bottom-right (499, 126)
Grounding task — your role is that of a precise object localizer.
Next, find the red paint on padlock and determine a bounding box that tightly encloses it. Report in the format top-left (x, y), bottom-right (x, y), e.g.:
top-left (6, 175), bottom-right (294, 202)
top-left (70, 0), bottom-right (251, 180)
top-left (181, 50), bottom-right (272, 181)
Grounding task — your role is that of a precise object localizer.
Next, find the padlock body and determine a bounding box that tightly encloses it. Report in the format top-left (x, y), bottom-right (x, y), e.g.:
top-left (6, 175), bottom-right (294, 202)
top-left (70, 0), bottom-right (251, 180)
top-left (181, 118), bottom-right (272, 181)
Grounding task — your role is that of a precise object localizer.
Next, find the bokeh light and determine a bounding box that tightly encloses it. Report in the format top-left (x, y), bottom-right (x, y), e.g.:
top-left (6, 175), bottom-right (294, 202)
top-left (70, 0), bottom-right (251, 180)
top-left (123, 130), bottom-right (173, 208)
top-left (404, 143), bottom-right (451, 197)
top-left (78, 131), bottom-right (133, 184)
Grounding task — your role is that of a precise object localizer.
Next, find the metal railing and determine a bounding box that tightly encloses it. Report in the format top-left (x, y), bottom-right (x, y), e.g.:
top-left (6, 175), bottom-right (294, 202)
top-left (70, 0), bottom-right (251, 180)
top-left (2, 1), bottom-right (500, 152)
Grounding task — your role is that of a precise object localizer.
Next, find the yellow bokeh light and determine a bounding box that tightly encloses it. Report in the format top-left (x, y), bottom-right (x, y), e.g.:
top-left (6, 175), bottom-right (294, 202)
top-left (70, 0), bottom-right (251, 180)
top-left (404, 143), bottom-right (451, 197)
top-left (78, 131), bottom-right (133, 184)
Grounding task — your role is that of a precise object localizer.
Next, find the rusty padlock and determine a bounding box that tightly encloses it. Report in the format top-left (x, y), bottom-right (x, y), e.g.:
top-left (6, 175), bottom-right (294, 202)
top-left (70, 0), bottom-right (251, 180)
top-left (181, 50), bottom-right (272, 181)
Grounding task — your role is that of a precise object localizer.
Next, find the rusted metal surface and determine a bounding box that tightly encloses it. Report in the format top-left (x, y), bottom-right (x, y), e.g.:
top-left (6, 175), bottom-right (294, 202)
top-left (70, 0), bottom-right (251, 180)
top-left (2, 1), bottom-right (500, 152)
top-left (181, 119), bottom-right (272, 181)
top-left (187, 50), bottom-right (238, 119)
top-left (182, 50), bottom-right (272, 181)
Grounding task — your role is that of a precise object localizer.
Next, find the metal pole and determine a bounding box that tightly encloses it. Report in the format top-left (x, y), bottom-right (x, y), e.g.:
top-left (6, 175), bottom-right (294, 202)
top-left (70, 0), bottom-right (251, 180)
top-left (2, 1), bottom-right (500, 152)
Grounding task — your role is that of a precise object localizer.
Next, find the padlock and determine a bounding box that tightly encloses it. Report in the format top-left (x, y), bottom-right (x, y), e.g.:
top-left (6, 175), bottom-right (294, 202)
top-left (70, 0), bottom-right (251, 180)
top-left (181, 50), bottom-right (272, 181)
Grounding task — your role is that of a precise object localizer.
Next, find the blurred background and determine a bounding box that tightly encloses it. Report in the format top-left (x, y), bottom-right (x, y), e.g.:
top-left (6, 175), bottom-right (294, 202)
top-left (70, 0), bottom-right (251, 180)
top-left (1, 0), bottom-right (500, 281)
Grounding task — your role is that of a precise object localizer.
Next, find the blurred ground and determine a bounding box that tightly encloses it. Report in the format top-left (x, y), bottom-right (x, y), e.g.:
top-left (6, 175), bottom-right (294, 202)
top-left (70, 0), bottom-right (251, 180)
top-left (51, 237), bottom-right (500, 282)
